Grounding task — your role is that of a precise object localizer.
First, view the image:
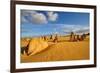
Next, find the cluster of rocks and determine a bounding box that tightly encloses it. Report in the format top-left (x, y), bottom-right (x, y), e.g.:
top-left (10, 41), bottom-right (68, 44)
top-left (70, 32), bottom-right (87, 42)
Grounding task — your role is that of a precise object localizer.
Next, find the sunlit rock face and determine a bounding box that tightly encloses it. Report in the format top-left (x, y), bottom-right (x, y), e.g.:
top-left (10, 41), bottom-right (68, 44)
top-left (28, 38), bottom-right (48, 56)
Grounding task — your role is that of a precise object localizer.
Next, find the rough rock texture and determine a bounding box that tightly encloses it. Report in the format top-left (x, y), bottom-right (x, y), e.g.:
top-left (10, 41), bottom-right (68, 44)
top-left (28, 38), bottom-right (48, 56)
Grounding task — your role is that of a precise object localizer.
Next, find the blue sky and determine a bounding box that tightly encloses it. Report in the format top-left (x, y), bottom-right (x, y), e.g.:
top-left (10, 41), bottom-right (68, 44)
top-left (21, 10), bottom-right (90, 37)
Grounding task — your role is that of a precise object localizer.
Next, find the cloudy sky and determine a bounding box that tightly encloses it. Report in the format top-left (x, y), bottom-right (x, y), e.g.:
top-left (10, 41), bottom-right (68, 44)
top-left (21, 10), bottom-right (90, 37)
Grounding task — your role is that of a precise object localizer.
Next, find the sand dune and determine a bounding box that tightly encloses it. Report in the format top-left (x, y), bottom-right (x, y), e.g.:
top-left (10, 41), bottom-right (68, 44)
top-left (21, 35), bottom-right (90, 63)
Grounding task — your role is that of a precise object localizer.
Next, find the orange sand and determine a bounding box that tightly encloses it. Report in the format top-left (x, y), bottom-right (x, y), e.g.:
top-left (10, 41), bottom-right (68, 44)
top-left (21, 36), bottom-right (89, 63)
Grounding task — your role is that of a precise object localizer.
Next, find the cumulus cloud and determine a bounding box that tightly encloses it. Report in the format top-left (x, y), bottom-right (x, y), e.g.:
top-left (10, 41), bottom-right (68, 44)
top-left (31, 13), bottom-right (47, 24)
top-left (47, 12), bottom-right (58, 22)
top-left (21, 10), bottom-right (47, 24)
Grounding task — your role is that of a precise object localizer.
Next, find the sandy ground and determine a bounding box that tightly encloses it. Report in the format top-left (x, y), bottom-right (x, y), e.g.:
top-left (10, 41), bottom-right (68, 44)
top-left (21, 36), bottom-right (90, 63)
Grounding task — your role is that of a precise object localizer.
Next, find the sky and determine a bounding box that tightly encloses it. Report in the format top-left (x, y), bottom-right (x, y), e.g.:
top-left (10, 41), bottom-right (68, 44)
top-left (21, 10), bottom-right (90, 37)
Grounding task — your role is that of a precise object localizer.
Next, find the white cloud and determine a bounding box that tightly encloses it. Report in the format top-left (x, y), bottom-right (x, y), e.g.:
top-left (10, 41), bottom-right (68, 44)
top-left (74, 27), bottom-right (89, 34)
top-left (21, 10), bottom-right (36, 16)
top-left (21, 10), bottom-right (47, 24)
top-left (60, 24), bottom-right (89, 34)
top-left (21, 16), bottom-right (28, 23)
top-left (47, 12), bottom-right (58, 22)
top-left (31, 13), bottom-right (47, 24)
top-left (60, 25), bottom-right (77, 32)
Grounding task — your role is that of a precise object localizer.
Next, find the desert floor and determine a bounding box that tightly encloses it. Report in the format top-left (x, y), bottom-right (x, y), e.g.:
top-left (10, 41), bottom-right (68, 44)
top-left (21, 36), bottom-right (90, 63)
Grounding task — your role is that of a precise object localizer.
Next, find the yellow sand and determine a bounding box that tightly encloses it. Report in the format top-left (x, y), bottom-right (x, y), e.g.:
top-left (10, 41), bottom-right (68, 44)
top-left (28, 38), bottom-right (48, 55)
top-left (21, 36), bottom-right (89, 63)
